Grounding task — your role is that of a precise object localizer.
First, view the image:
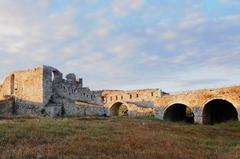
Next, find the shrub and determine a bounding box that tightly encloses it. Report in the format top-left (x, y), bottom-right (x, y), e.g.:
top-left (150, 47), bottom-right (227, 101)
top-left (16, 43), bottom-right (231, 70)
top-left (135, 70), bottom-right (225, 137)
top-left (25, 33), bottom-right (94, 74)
top-left (118, 105), bottom-right (128, 116)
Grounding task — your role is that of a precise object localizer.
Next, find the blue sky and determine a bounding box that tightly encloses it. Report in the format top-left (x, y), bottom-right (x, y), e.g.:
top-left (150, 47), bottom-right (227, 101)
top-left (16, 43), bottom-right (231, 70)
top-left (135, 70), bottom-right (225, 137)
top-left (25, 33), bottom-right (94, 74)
top-left (0, 0), bottom-right (240, 92)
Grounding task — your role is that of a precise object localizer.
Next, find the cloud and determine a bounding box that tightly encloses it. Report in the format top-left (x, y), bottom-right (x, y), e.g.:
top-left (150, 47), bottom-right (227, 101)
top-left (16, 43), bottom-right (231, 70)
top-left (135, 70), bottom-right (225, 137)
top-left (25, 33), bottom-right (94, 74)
top-left (137, 53), bottom-right (161, 64)
top-left (111, 0), bottom-right (144, 16)
top-left (174, 51), bottom-right (195, 63)
top-left (0, 0), bottom-right (240, 92)
top-left (160, 31), bottom-right (178, 41)
top-left (0, 0), bottom-right (80, 80)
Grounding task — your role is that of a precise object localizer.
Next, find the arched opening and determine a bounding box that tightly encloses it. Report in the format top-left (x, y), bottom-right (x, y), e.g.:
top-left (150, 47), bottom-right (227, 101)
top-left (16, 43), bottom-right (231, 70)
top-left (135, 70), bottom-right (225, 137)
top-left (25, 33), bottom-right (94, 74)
top-left (51, 71), bottom-right (57, 82)
top-left (203, 99), bottom-right (238, 125)
top-left (110, 102), bottom-right (128, 116)
top-left (163, 103), bottom-right (194, 123)
top-left (10, 74), bottom-right (15, 95)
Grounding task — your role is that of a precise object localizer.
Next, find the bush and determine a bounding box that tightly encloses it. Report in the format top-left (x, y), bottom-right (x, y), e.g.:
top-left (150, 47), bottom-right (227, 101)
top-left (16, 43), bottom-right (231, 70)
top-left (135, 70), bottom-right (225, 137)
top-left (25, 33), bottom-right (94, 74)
top-left (118, 105), bottom-right (128, 116)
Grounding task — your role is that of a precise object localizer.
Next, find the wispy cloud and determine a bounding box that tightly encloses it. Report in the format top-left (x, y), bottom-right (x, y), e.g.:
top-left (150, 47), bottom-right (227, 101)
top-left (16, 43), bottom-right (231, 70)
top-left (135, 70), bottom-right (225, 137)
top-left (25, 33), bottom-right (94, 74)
top-left (0, 0), bottom-right (239, 92)
top-left (111, 0), bottom-right (144, 16)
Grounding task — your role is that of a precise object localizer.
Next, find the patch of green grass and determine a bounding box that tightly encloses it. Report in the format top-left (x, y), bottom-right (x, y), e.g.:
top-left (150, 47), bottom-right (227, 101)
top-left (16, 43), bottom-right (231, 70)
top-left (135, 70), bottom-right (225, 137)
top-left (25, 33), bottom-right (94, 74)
top-left (0, 117), bottom-right (239, 159)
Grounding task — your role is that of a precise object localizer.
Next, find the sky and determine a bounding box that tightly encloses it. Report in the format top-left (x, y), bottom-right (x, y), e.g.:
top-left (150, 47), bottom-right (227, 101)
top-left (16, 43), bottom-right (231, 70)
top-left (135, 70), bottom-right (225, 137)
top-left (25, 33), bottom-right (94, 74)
top-left (0, 0), bottom-right (240, 92)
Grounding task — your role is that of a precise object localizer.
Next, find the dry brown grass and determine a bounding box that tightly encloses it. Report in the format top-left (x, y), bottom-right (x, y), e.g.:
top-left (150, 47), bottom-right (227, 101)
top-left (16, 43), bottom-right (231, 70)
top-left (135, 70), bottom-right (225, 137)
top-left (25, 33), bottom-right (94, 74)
top-left (0, 116), bottom-right (239, 159)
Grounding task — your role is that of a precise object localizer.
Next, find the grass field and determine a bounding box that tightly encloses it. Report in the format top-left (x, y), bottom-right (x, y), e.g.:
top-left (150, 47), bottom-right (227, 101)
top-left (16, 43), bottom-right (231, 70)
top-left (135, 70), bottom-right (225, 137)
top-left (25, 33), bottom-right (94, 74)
top-left (0, 116), bottom-right (239, 159)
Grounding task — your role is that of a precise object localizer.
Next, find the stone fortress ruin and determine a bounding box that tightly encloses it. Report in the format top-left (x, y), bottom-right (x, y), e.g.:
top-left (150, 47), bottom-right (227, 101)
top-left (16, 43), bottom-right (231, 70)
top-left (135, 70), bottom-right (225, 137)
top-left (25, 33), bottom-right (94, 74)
top-left (0, 65), bottom-right (239, 125)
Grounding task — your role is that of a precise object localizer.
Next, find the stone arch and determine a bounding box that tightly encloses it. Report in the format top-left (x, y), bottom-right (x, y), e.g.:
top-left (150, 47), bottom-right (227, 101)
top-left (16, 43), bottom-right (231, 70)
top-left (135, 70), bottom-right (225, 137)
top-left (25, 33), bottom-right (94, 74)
top-left (163, 103), bottom-right (194, 123)
top-left (50, 68), bottom-right (63, 83)
top-left (110, 102), bottom-right (128, 116)
top-left (202, 99), bottom-right (238, 125)
top-left (51, 71), bottom-right (57, 82)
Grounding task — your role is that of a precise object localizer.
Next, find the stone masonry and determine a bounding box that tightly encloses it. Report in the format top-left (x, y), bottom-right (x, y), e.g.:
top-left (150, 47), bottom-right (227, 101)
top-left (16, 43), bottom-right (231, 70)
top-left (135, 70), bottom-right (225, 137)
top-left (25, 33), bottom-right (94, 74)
top-left (155, 86), bottom-right (240, 124)
top-left (0, 66), bottom-right (159, 117)
top-left (0, 65), bottom-right (239, 124)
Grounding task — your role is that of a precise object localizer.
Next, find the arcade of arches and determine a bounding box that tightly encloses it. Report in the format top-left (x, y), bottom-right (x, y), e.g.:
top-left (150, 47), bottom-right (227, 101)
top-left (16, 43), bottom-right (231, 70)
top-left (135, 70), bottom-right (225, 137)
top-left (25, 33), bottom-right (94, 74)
top-left (162, 99), bottom-right (239, 125)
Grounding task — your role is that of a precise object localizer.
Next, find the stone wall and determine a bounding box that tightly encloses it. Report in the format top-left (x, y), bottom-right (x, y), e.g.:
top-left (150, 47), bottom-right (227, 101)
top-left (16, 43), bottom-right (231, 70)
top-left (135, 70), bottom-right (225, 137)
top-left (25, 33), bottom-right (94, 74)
top-left (0, 98), bottom-right (13, 116)
top-left (102, 89), bottom-right (161, 107)
top-left (154, 86), bottom-right (240, 123)
top-left (0, 66), bottom-right (45, 115)
top-left (44, 101), bottom-right (106, 117)
top-left (42, 66), bottom-right (103, 106)
top-left (0, 66), bottom-right (163, 118)
top-left (0, 67), bottom-right (44, 103)
top-left (127, 103), bottom-right (154, 116)
top-left (1, 65), bottom-right (239, 122)
top-left (102, 89), bottom-right (160, 117)
top-left (40, 66), bottom-right (106, 117)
